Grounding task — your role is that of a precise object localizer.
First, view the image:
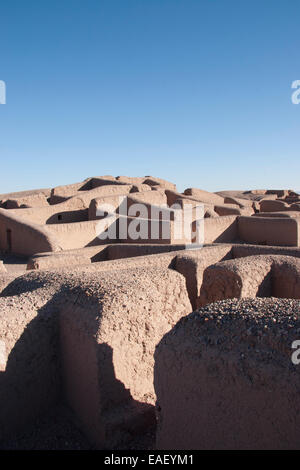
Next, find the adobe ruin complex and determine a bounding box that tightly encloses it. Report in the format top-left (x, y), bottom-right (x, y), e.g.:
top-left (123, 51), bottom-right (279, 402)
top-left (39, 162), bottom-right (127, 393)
top-left (1, 175), bottom-right (300, 449)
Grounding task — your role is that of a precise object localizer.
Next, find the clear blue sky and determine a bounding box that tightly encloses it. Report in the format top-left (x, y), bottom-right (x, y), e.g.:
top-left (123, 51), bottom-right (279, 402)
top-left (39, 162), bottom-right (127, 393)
top-left (0, 0), bottom-right (299, 194)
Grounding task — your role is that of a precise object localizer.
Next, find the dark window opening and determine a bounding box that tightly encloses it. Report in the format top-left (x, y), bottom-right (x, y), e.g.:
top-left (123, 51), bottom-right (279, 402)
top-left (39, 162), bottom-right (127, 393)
top-left (6, 229), bottom-right (12, 253)
top-left (58, 214), bottom-right (62, 221)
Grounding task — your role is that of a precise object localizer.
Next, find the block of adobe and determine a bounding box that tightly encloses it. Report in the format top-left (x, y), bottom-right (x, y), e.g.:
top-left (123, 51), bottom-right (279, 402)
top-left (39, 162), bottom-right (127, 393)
top-left (116, 176), bottom-right (146, 185)
top-left (247, 189), bottom-right (268, 194)
top-left (168, 197), bottom-right (215, 226)
top-left (112, 213), bottom-right (192, 245)
top-left (244, 194), bottom-right (278, 204)
top-left (52, 176), bottom-right (122, 193)
top-left (27, 243), bottom-right (186, 271)
top-left (0, 272), bottom-right (21, 294)
top-left (204, 207), bottom-right (219, 218)
top-left (204, 215), bottom-right (238, 244)
top-left (164, 190), bottom-right (210, 211)
top-left (259, 199), bottom-right (290, 212)
top-left (33, 244), bottom-right (182, 274)
top-left (272, 257), bottom-right (300, 299)
top-left (126, 190), bottom-right (167, 208)
top-left (231, 242), bottom-right (300, 260)
top-left (3, 207), bottom-right (98, 254)
top-left (216, 190), bottom-right (273, 202)
top-left (0, 267), bottom-right (191, 447)
top-left (183, 188), bottom-right (224, 205)
top-left (7, 196), bottom-right (90, 225)
top-left (88, 195), bottom-right (129, 220)
top-left (46, 220), bottom-right (106, 250)
top-left (223, 196), bottom-right (254, 208)
top-left (0, 274), bottom-right (65, 439)
top-left (49, 178), bottom-right (132, 205)
top-left (57, 250), bottom-right (182, 275)
top-left (88, 176), bottom-right (154, 191)
top-left (164, 190), bottom-right (185, 206)
top-left (0, 261), bottom-right (7, 273)
top-left (291, 203), bottom-right (300, 211)
top-left (238, 216), bottom-right (300, 246)
top-left (50, 183), bottom-right (135, 205)
top-left (171, 194), bottom-right (210, 212)
top-left (4, 193), bottom-right (49, 209)
top-left (3, 216), bottom-right (99, 254)
top-left (84, 183), bottom-right (152, 203)
top-left (93, 200), bottom-right (203, 245)
top-left (142, 177), bottom-right (176, 191)
top-left (59, 267), bottom-right (191, 448)
top-left (53, 245), bottom-right (187, 277)
top-left (198, 254), bottom-right (300, 307)
top-left (214, 204), bottom-right (254, 217)
top-left (49, 181), bottom-right (90, 204)
top-left (89, 191), bottom-right (168, 221)
top-left (175, 245), bottom-right (233, 308)
top-left (284, 196), bottom-right (300, 204)
top-left (124, 201), bottom-right (172, 226)
top-left (107, 243), bottom-right (187, 260)
top-left (257, 193), bottom-right (278, 201)
top-left (0, 188), bottom-right (51, 208)
top-left (9, 185), bottom-right (157, 227)
top-left (27, 245), bottom-right (109, 270)
top-left (154, 298), bottom-right (300, 450)
top-left (0, 209), bottom-right (61, 256)
top-left (255, 211), bottom-right (300, 218)
top-left (266, 189), bottom-right (290, 198)
top-left (116, 176), bottom-right (176, 191)
top-left (0, 261), bottom-right (6, 272)
top-left (198, 255), bottom-right (273, 306)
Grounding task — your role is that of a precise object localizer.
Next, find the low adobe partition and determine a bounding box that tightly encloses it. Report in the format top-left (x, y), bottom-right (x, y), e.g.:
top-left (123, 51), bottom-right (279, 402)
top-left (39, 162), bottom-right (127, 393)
top-left (107, 243), bottom-right (186, 260)
top-left (238, 216), bottom-right (300, 246)
top-left (155, 298), bottom-right (300, 450)
top-left (50, 181), bottom-right (133, 205)
top-left (59, 267), bottom-right (191, 448)
top-left (175, 245), bottom-right (233, 309)
top-left (88, 191), bottom-right (167, 221)
top-left (259, 199), bottom-right (290, 212)
top-left (204, 215), bottom-right (238, 243)
top-left (112, 214), bottom-right (193, 245)
top-left (7, 197), bottom-right (88, 225)
top-left (57, 249), bottom-right (185, 274)
top-left (0, 268), bottom-right (191, 448)
top-left (232, 243), bottom-right (300, 259)
top-left (0, 209), bottom-right (61, 256)
top-left (198, 254), bottom-right (300, 307)
top-left (27, 245), bottom-right (110, 270)
top-left (26, 243), bottom-right (188, 270)
top-left (46, 220), bottom-right (108, 250)
top-left (255, 211), bottom-right (300, 218)
top-left (5, 193), bottom-right (49, 209)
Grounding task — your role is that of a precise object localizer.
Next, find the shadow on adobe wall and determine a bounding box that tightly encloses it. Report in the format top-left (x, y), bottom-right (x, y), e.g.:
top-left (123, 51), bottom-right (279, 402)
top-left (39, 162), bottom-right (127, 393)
top-left (1, 276), bottom-right (48, 297)
top-left (0, 288), bottom-right (155, 448)
top-left (46, 209), bottom-right (89, 224)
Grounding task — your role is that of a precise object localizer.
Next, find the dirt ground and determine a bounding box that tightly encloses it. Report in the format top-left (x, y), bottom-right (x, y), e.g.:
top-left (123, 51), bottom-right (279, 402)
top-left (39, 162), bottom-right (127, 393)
top-left (0, 404), bottom-right (156, 450)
